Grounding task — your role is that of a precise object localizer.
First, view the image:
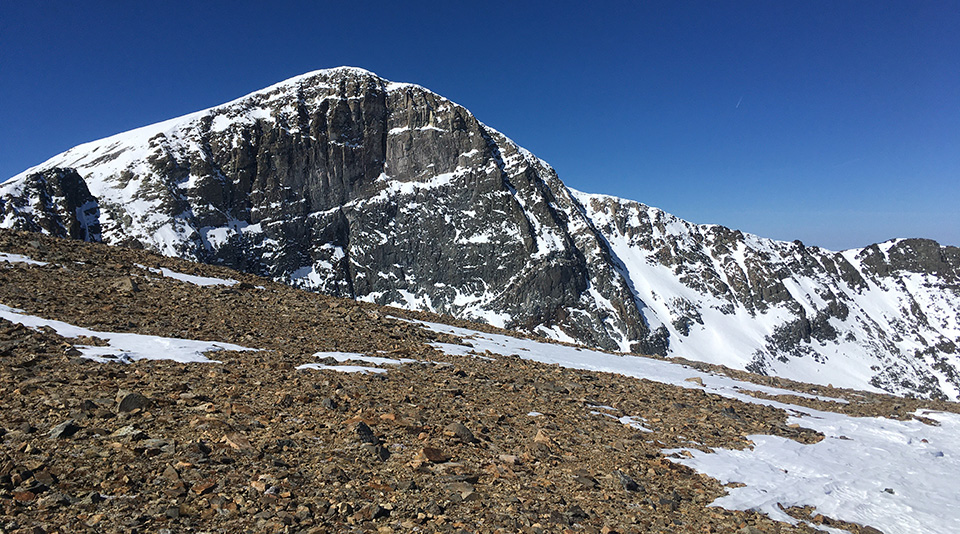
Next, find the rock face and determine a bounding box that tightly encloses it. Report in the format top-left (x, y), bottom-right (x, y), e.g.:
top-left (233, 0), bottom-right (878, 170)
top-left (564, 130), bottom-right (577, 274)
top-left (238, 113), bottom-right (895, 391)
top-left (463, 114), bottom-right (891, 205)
top-left (2, 67), bottom-right (959, 399)
top-left (0, 167), bottom-right (100, 241)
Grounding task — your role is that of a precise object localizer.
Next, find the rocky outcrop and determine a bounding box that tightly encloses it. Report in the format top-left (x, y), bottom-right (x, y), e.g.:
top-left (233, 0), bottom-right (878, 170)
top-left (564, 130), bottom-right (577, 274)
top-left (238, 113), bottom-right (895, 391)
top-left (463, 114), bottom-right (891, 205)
top-left (0, 167), bottom-right (100, 241)
top-left (2, 67), bottom-right (959, 399)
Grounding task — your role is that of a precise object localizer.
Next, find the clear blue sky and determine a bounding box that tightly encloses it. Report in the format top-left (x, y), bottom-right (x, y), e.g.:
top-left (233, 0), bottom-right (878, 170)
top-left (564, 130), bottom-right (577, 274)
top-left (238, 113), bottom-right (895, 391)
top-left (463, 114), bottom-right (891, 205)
top-left (2, 1), bottom-right (957, 250)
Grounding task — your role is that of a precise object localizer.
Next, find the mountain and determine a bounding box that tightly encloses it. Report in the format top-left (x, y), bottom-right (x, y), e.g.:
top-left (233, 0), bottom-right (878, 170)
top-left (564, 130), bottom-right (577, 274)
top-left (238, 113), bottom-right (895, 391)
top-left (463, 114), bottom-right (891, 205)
top-left (3, 67), bottom-right (959, 400)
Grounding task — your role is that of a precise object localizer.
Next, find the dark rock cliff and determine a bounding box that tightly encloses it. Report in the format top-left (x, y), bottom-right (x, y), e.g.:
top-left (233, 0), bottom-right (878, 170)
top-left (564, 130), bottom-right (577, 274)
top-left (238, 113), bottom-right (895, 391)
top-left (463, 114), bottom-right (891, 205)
top-left (0, 167), bottom-right (100, 241)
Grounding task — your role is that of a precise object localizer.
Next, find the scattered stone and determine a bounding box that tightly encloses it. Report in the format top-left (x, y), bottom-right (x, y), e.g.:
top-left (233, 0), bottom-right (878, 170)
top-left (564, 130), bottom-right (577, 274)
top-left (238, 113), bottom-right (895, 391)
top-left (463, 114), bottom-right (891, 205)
top-left (443, 422), bottom-right (477, 443)
top-left (446, 481), bottom-right (477, 501)
top-left (79, 491), bottom-right (104, 505)
top-left (354, 422), bottom-right (379, 445)
top-left (612, 470), bottom-right (641, 492)
top-left (48, 420), bottom-right (81, 439)
top-left (568, 504), bottom-right (590, 521)
top-left (363, 443), bottom-right (391, 461)
top-left (573, 475), bottom-right (598, 489)
top-left (223, 431), bottom-right (255, 452)
top-left (13, 491), bottom-right (36, 502)
top-left (192, 478), bottom-right (217, 495)
top-left (110, 425), bottom-right (147, 441)
top-left (161, 464), bottom-right (181, 482)
top-left (498, 454), bottom-right (519, 465)
top-left (417, 447), bottom-right (450, 463)
top-left (140, 438), bottom-right (174, 454)
top-left (117, 392), bottom-right (151, 413)
top-left (533, 429), bottom-right (553, 445)
top-left (396, 479), bottom-right (418, 491)
top-left (110, 277), bottom-right (139, 293)
top-left (355, 503), bottom-right (390, 520)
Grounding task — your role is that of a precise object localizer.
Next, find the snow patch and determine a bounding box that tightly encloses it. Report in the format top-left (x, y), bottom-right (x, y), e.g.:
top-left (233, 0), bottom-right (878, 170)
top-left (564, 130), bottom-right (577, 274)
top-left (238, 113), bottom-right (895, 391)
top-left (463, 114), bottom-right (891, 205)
top-left (0, 303), bottom-right (254, 364)
top-left (135, 264), bottom-right (239, 287)
top-left (0, 252), bottom-right (48, 266)
top-left (296, 350), bottom-right (419, 374)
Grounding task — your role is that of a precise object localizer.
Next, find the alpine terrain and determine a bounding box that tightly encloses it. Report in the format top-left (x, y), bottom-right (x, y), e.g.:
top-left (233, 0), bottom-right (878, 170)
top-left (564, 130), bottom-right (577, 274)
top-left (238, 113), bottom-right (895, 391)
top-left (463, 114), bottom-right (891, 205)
top-left (2, 67), bottom-right (959, 400)
top-left (1, 229), bottom-right (959, 534)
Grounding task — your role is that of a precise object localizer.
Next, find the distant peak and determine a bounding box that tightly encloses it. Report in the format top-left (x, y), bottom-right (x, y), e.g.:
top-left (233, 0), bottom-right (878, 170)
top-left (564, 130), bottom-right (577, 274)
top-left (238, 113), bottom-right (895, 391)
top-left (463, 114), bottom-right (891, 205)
top-left (292, 66), bottom-right (382, 81)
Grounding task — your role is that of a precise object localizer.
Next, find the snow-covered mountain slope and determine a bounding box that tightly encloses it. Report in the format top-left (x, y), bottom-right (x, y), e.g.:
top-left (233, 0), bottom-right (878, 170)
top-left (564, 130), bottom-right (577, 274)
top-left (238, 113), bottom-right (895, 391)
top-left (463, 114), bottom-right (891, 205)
top-left (576, 191), bottom-right (960, 399)
top-left (2, 67), bottom-right (959, 399)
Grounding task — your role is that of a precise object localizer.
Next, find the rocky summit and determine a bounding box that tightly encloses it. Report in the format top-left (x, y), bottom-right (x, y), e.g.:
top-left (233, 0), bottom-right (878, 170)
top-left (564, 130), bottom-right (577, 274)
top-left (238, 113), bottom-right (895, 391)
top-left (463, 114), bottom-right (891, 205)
top-left (2, 229), bottom-right (958, 534)
top-left (1, 67), bottom-right (959, 400)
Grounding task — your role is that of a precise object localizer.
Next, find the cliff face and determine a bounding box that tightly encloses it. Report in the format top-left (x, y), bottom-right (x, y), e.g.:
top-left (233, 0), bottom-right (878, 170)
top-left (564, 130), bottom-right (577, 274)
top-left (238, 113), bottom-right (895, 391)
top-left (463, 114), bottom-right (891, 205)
top-left (0, 167), bottom-right (100, 241)
top-left (3, 67), bottom-right (959, 399)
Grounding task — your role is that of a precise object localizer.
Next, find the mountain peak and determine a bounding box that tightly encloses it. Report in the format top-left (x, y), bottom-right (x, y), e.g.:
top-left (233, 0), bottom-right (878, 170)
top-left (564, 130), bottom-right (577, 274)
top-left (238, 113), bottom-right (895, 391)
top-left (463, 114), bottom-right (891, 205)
top-left (2, 70), bottom-right (959, 400)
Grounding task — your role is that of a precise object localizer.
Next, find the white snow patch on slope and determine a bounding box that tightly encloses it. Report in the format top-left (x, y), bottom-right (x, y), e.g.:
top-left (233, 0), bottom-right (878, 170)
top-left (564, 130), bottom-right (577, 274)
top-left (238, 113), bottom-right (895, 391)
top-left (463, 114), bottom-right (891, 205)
top-left (0, 252), bottom-right (48, 266)
top-left (296, 351), bottom-right (419, 374)
top-left (310, 351), bottom-right (416, 366)
top-left (297, 363), bottom-right (387, 374)
top-left (135, 264), bottom-right (239, 287)
top-left (417, 318), bottom-right (958, 534)
top-left (667, 408), bottom-right (960, 534)
top-left (0, 303), bottom-right (254, 364)
top-left (414, 318), bottom-right (846, 403)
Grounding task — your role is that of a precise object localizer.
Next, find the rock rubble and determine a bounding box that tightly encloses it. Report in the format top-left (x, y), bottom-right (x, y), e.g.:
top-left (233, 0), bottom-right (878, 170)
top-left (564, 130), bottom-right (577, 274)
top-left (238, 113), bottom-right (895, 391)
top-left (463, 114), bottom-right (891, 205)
top-left (0, 229), bottom-right (953, 533)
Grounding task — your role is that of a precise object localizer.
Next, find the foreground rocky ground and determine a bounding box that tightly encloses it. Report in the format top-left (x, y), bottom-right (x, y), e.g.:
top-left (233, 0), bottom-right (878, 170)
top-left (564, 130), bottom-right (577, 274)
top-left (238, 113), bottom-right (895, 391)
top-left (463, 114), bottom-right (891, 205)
top-left (0, 230), bottom-right (956, 534)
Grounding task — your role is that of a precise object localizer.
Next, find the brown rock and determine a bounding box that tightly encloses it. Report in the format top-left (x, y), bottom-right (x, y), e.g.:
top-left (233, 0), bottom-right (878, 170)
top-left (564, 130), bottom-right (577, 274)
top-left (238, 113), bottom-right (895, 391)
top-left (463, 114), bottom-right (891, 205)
top-left (224, 431), bottom-right (255, 452)
top-left (684, 377), bottom-right (704, 387)
top-left (111, 277), bottom-right (139, 293)
top-left (117, 392), bottom-right (151, 413)
top-left (162, 464), bottom-right (181, 482)
top-left (443, 421), bottom-right (477, 443)
top-left (573, 475), bottom-right (598, 489)
top-left (13, 491), bottom-right (36, 502)
top-left (418, 447), bottom-right (450, 463)
top-left (498, 454), bottom-right (519, 465)
top-left (534, 429), bottom-right (553, 445)
top-left (193, 478), bottom-right (218, 495)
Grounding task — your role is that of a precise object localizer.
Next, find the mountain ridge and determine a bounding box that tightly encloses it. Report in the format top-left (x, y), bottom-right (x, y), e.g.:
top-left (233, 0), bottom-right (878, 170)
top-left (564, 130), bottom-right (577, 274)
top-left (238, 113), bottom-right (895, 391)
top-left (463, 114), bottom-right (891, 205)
top-left (2, 67), bottom-right (959, 400)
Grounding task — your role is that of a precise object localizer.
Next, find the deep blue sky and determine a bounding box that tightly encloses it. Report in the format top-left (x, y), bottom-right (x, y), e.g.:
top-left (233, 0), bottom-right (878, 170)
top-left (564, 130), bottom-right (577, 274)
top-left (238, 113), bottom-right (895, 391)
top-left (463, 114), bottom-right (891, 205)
top-left (2, 1), bottom-right (957, 250)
